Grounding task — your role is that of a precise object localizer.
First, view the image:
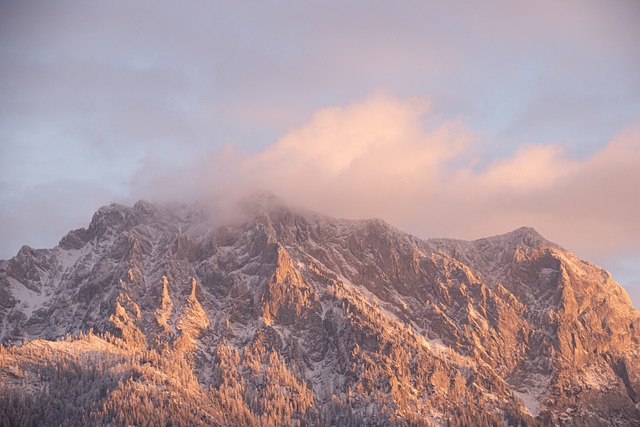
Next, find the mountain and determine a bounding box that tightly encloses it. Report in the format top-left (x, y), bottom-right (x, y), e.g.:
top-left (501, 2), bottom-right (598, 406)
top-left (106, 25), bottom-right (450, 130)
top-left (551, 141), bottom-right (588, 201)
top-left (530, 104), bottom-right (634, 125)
top-left (1, 194), bottom-right (639, 426)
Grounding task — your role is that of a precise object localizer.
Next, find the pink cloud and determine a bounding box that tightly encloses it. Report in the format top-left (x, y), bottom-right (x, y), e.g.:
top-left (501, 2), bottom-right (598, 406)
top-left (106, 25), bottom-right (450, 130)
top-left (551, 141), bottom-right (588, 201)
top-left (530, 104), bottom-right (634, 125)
top-left (133, 93), bottom-right (639, 272)
top-left (233, 93), bottom-right (474, 220)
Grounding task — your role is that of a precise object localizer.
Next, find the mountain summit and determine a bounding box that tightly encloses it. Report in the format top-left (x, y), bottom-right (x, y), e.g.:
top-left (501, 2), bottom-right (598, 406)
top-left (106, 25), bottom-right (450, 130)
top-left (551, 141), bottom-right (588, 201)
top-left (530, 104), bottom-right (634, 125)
top-left (1, 197), bottom-right (639, 426)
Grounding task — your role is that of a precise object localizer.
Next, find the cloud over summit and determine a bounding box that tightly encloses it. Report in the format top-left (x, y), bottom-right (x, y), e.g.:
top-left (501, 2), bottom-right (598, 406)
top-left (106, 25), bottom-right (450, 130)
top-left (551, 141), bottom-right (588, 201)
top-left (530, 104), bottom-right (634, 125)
top-left (132, 93), bottom-right (640, 271)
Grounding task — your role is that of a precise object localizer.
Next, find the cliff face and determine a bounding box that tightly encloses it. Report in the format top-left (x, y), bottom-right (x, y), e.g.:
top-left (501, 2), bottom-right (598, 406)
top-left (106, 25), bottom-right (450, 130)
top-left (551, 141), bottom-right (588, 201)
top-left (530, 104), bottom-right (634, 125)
top-left (1, 195), bottom-right (639, 426)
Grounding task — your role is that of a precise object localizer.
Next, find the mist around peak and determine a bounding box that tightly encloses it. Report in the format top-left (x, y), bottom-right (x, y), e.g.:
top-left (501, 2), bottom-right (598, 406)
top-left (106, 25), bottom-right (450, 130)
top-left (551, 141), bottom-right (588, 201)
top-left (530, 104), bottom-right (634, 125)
top-left (1, 94), bottom-right (639, 306)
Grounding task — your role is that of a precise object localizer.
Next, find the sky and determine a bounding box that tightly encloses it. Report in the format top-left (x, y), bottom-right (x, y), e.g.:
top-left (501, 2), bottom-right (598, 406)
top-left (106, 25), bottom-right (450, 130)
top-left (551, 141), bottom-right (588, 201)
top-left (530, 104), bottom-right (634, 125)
top-left (1, 1), bottom-right (639, 307)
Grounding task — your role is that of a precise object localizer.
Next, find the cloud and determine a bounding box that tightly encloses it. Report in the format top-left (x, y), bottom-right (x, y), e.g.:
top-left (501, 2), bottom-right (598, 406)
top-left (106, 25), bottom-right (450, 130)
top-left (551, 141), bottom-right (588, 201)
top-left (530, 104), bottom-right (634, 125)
top-left (238, 92), bottom-right (473, 216)
top-left (135, 93), bottom-right (639, 268)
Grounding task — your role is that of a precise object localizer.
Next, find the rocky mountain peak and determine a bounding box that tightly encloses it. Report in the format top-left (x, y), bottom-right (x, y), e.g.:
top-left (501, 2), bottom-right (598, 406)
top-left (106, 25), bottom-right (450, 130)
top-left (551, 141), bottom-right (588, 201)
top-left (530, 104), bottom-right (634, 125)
top-left (132, 198), bottom-right (156, 217)
top-left (501, 226), bottom-right (553, 251)
top-left (237, 191), bottom-right (292, 220)
top-left (87, 202), bottom-right (131, 234)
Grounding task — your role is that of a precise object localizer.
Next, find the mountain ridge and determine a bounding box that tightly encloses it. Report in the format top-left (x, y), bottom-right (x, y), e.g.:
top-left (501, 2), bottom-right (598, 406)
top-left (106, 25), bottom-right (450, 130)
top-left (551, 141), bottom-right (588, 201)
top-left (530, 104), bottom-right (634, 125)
top-left (1, 196), bottom-right (639, 426)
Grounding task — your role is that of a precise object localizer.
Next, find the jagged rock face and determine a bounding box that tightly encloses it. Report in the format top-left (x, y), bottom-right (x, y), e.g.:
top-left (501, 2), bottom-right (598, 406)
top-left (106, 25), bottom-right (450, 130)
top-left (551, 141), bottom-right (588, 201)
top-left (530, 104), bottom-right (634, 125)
top-left (0, 195), bottom-right (639, 426)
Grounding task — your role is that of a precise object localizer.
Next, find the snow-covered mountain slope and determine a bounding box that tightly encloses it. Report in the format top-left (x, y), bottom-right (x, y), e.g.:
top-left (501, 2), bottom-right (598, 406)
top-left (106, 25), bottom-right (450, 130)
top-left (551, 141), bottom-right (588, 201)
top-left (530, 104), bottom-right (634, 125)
top-left (1, 194), bottom-right (639, 426)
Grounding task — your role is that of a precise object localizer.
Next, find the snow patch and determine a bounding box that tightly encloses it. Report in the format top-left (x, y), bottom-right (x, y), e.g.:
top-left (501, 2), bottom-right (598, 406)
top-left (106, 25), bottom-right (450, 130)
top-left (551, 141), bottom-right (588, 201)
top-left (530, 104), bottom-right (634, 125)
top-left (8, 276), bottom-right (50, 318)
top-left (512, 372), bottom-right (551, 417)
top-left (513, 390), bottom-right (542, 417)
